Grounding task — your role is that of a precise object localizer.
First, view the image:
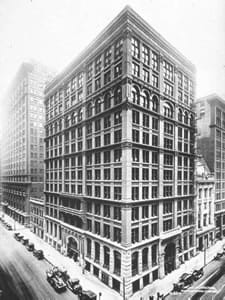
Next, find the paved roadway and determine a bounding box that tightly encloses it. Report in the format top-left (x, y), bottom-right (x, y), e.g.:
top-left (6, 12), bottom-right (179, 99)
top-left (0, 223), bottom-right (78, 300)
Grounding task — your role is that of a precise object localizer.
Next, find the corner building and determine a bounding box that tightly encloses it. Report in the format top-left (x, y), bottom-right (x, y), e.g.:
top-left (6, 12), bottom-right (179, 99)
top-left (196, 94), bottom-right (225, 239)
top-left (1, 62), bottom-right (53, 225)
top-left (44, 6), bottom-right (196, 297)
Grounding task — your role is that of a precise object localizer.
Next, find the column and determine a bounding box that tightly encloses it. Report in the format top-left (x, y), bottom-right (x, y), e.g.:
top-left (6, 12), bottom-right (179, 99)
top-left (121, 250), bottom-right (132, 299)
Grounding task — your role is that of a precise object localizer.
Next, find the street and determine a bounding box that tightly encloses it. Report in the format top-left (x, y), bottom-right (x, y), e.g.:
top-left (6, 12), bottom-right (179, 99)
top-left (0, 224), bottom-right (78, 300)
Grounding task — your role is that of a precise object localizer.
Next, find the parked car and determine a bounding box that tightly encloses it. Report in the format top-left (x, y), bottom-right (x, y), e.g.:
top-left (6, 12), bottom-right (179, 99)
top-left (21, 238), bottom-right (29, 245)
top-left (179, 273), bottom-right (193, 286)
top-left (172, 282), bottom-right (184, 292)
top-left (46, 269), bottom-right (67, 292)
top-left (192, 268), bottom-right (204, 281)
top-left (7, 224), bottom-right (12, 230)
top-left (14, 232), bottom-right (20, 240)
top-left (33, 249), bottom-right (44, 259)
top-left (214, 252), bottom-right (223, 260)
top-left (17, 234), bottom-right (24, 241)
top-left (26, 242), bottom-right (35, 251)
top-left (67, 278), bottom-right (82, 295)
top-left (80, 290), bottom-right (97, 300)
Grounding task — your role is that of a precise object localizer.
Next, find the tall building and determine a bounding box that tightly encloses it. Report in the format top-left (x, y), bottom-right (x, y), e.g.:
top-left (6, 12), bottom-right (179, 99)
top-left (1, 61), bottom-right (53, 225)
top-left (196, 94), bottom-right (225, 239)
top-left (44, 6), bottom-right (196, 297)
top-left (195, 155), bottom-right (215, 252)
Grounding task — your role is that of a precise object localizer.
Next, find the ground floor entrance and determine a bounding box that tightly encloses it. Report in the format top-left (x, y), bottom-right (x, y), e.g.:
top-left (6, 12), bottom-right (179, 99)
top-left (164, 242), bottom-right (176, 275)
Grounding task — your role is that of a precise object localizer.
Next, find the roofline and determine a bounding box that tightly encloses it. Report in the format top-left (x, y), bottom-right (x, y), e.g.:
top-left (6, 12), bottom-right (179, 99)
top-left (45, 5), bottom-right (195, 94)
top-left (196, 93), bottom-right (225, 104)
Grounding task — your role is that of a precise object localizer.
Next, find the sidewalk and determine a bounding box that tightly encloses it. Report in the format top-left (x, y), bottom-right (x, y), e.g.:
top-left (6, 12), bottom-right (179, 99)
top-left (3, 215), bottom-right (120, 300)
top-left (3, 214), bottom-right (225, 300)
top-left (130, 240), bottom-right (225, 300)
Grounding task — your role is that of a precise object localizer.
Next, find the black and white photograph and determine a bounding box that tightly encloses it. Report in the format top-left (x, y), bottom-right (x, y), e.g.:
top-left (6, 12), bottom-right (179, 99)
top-left (0, 0), bottom-right (225, 299)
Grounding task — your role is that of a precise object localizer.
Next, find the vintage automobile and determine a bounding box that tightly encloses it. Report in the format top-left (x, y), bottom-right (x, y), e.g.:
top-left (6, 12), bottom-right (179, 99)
top-left (67, 278), bottom-right (82, 295)
top-left (172, 282), bottom-right (185, 293)
top-left (21, 238), bottom-right (29, 245)
top-left (6, 224), bottom-right (12, 230)
top-left (179, 273), bottom-right (193, 286)
top-left (214, 252), bottom-right (224, 260)
top-left (53, 266), bottom-right (70, 282)
top-left (80, 290), bottom-right (97, 300)
top-left (46, 269), bottom-right (67, 292)
top-left (14, 232), bottom-right (20, 240)
top-left (26, 242), bottom-right (35, 251)
top-left (192, 268), bottom-right (204, 281)
top-left (17, 234), bottom-right (24, 241)
top-left (33, 249), bottom-right (44, 259)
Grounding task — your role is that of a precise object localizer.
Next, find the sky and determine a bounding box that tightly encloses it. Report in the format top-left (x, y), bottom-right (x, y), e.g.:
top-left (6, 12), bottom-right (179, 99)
top-left (0, 0), bottom-right (225, 105)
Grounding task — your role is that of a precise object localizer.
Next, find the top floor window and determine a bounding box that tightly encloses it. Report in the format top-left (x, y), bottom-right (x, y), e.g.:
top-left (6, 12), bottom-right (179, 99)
top-left (152, 51), bottom-right (159, 71)
top-left (131, 37), bottom-right (140, 59)
top-left (114, 37), bottom-right (123, 59)
top-left (142, 44), bottom-right (150, 65)
top-left (104, 47), bottom-right (112, 67)
top-left (95, 55), bottom-right (102, 74)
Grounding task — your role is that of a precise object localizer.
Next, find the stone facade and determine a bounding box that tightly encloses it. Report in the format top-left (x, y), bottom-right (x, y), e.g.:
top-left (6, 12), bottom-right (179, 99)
top-left (30, 197), bottom-right (44, 239)
top-left (44, 6), bottom-right (196, 298)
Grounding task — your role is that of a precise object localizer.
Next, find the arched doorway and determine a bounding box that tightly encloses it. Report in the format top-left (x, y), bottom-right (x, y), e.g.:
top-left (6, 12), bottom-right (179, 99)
top-left (67, 237), bottom-right (79, 262)
top-left (164, 243), bottom-right (176, 275)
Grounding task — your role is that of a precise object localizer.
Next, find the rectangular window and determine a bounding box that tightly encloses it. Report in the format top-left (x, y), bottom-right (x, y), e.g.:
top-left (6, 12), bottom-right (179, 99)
top-left (131, 37), bottom-right (140, 58)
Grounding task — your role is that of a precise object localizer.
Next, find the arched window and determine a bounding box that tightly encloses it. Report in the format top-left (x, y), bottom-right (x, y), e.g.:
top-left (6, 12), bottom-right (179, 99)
top-left (54, 122), bottom-right (58, 133)
top-left (95, 98), bottom-right (101, 114)
top-left (87, 103), bottom-right (92, 118)
top-left (151, 95), bottom-right (159, 112)
top-left (71, 112), bottom-right (76, 124)
top-left (142, 248), bottom-right (149, 271)
top-left (114, 251), bottom-right (121, 276)
top-left (164, 102), bottom-right (173, 118)
top-left (131, 86), bottom-right (140, 105)
top-left (184, 111), bottom-right (189, 125)
top-left (59, 119), bottom-right (62, 130)
top-left (178, 108), bottom-right (183, 122)
top-left (132, 252), bottom-right (139, 276)
top-left (114, 86), bottom-right (122, 105)
top-left (104, 92), bottom-right (111, 110)
top-left (78, 108), bottom-right (83, 122)
top-left (104, 246), bottom-right (110, 269)
top-left (141, 91), bottom-right (150, 109)
top-left (65, 115), bottom-right (70, 128)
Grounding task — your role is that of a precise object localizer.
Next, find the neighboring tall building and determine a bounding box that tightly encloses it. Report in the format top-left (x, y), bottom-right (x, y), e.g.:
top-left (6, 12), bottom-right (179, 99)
top-left (44, 6), bottom-right (196, 297)
top-left (30, 197), bottom-right (44, 239)
top-left (195, 155), bottom-right (215, 252)
top-left (196, 94), bottom-right (225, 240)
top-left (1, 61), bottom-right (53, 225)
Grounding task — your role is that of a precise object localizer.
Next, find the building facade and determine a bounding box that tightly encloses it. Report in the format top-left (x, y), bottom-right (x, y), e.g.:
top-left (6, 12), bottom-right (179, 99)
top-left (196, 94), bottom-right (225, 239)
top-left (1, 62), bottom-right (53, 225)
top-left (195, 155), bottom-right (215, 252)
top-left (30, 197), bottom-right (44, 239)
top-left (44, 6), bottom-right (196, 297)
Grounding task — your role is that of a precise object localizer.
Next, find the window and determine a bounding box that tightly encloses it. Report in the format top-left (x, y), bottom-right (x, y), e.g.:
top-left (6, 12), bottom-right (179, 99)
top-left (104, 71), bottom-right (111, 85)
top-left (132, 110), bottom-right (140, 125)
top-left (114, 168), bottom-right (122, 180)
top-left (152, 186), bottom-right (158, 198)
top-left (132, 168), bottom-right (139, 180)
top-left (131, 86), bottom-right (140, 105)
top-left (163, 186), bottom-right (173, 197)
top-left (114, 63), bottom-right (122, 78)
top-left (95, 55), bottom-right (102, 74)
top-left (152, 74), bottom-right (159, 88)
top-left (132, 228), bottom-right (139, 243)
top-left (131, 37), bottom-right (140, 58)
top-left (152, 51), bottom-right (159, 71)
top-left (132, 63), bottom-right (140, 77)
top-left (142, 186), bottom-right (149, 199)
top-left (104, 205), bottom-right (110, 217)
top-left (104, 151), bottom-right (111, 163)
top-left (163, 60), bottom-right (174, 81)
top-left (104, 115), bottom-right (111, 128)
top-left (143, 132), bottom-right (149, 145)
top-left (87, 63), bottom-right (93, 80)
top-left (132, 148), bottom-right (139, 162)
top-left (114, 37), bottom-right (123, 59)
top-left (164, 154), bottom-right (173, 165)
top-left (95, 99), bottom-right (101, 114)
top-left (151, 224), bottom-right (158, 237)
top-left (114, 111), bottom-right (122, 125)
top-left (142, 168), bottom-right (149, 180)
top-left (142, 226), bottom-right (149, 240)
top-left (114, 187), bottom-right (122, 200)
top-left (104, 186), bottom-right (110, 199)
top-left (152, 134), bottom-right (158, 146)
top-left (163, 201), bottom-right (173, 214)
top-left (132, 187), bottom-right (139, 200)
top-left (104, 168), bottom-right (110, 180)
top-left (104, 93), bottom-right (111, 110)
top-left (143, 114), bottom-right (149, 127)
top-left (132, 130), bottom-right (139, 143)
top-left (114, 86), bottom-right (122, 105)
top-left (104, 133), bottom-right (111, 145)
top-left (164, 83), bottom-right (173, 97)
top-left (132, 207), bottom-right (139, 221)
top-left (143, 69), bottom-right (149, 82)
top-left (114, 130), bottom-right (122, 143)
top-left (164, 138), bottom-right (173, 149)
top-left (142, 206), bottom-right (149, 218)
top-left (163, 219), bottom-right (172, 231)
top-left (142, 44), bottom-right (150, 65)
top-left (104, 47), bottom-right (111, 67)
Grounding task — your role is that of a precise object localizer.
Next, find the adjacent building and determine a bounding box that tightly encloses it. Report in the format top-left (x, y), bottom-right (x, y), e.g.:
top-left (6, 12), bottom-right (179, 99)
top-left (195, 155), bottom-right (215, 252)
top-left (44, 6), bottom-right (196, 297)
top-left (1, 61), bottom-right (53, 225)
top-left (195, 94), bottom-right (225, 239)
